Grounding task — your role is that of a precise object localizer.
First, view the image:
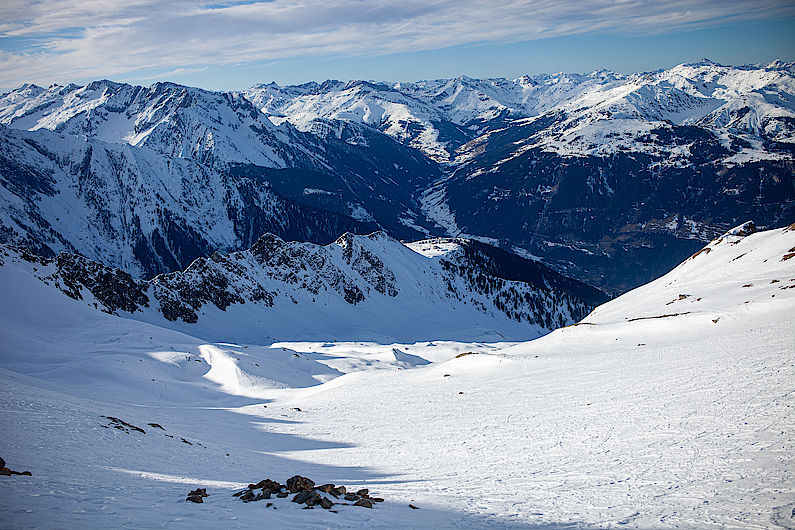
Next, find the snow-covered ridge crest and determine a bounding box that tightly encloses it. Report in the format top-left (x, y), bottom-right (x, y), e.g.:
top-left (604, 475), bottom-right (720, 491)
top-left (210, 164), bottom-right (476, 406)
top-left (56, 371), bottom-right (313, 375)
top-left (244, 60), bottom-right (795, 162)
top-left (582, 221), bottom-right (795, 325)
top-left (0, 83), bottom-right (444, 278)
top-left (0, 231), bottom-right (606, 343)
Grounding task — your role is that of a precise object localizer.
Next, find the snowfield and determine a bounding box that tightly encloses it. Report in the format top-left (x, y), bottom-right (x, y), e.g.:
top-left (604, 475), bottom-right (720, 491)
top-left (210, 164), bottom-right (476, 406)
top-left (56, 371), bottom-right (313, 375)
top-left (1, 223), bottom-right (794, 528)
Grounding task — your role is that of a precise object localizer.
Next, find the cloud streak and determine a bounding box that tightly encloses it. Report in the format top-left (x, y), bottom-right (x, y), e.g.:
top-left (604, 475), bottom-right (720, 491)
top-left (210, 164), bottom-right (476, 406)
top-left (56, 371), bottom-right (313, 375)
top-left (1, 0), bottom-right (794, 87)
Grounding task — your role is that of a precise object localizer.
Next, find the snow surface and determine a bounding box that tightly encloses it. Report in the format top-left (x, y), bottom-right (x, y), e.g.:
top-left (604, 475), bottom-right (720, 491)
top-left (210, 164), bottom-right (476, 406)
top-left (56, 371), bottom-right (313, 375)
top-left (1, 224), bottom-right (794, 528)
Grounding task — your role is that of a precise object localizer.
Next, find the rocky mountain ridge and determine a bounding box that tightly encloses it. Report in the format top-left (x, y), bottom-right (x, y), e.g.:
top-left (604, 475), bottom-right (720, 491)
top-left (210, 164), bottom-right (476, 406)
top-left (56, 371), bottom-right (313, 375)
top-left (0, 231), bottom-right (606, 342)
top-left (246, 60), bottom-right (795, 164)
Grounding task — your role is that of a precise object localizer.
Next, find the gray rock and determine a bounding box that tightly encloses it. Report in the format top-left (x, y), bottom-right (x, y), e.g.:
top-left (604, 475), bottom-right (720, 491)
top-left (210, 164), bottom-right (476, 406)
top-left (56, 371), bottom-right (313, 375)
top-left (292, 490), bottom-right (313, 504)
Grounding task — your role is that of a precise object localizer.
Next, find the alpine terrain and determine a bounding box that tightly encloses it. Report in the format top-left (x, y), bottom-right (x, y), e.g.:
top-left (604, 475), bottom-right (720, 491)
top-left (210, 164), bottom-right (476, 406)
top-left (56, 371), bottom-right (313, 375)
top-left (0, 221), bottom-right (793, 527)
top-left (0, 58), bottom-right (793, 529)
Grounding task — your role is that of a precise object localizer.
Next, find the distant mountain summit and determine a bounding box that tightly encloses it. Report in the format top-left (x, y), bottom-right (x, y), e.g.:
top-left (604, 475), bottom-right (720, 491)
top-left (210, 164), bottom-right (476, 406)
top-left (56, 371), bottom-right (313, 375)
top-left (246, 60), bottom-right (795, 164)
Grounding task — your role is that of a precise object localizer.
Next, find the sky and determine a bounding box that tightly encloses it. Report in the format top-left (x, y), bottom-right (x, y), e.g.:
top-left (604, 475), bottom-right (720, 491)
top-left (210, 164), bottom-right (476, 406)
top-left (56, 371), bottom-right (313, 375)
top-left (0, 0), bottom-right (794, 91)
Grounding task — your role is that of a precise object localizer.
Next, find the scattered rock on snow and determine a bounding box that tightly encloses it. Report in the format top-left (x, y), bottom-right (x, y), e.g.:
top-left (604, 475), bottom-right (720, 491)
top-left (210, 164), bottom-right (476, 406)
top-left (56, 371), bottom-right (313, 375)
top-left (354, 498), bottom-right (373, 508)
top-left (102, 416), bottom-right (146, 434)
top-left (317, 483), bottom-right (336, 493)
top-left (292, 491), bottom-right (313, 504)
top-left (233, 475), bottom-right (382, 511)
top-left (186, 488), bottom-right (208, 503)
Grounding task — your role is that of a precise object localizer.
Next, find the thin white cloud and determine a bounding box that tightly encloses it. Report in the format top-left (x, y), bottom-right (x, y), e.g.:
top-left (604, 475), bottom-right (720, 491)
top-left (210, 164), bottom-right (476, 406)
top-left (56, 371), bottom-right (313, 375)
top-left (0, 0), bottom-right (793, 86)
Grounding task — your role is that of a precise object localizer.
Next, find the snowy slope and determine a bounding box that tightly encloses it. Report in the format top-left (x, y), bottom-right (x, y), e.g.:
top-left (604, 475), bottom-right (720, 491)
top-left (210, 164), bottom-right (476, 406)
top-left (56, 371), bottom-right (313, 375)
top-left (0, 81), bottom-right (295, 168)
top-left (1, 222), bottom-right (793, 528)
top-left (0, 125), bottom-right (378, 277)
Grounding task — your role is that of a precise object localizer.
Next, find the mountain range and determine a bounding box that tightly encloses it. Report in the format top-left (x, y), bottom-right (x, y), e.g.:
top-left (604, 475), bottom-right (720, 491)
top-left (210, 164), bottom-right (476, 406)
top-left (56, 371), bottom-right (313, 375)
top-left (1, 60), bottom-right (793, 292)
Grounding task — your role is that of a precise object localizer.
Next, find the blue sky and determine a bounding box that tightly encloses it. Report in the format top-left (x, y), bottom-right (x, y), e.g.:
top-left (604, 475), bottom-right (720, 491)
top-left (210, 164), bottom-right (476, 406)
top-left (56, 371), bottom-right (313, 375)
top-left (0, 0), bottom-right (793, 90)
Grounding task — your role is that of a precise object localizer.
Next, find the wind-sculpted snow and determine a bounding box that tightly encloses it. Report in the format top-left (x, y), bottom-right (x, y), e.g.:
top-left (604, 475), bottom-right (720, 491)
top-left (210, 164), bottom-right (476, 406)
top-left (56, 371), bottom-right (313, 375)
top-left (0, 231), bottom-right (604, 343)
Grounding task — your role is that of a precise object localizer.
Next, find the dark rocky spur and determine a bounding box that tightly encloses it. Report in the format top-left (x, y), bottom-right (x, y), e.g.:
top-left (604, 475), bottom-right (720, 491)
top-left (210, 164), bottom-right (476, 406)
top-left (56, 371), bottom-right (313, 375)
top-left (0, 456), bottom-right (32, 476)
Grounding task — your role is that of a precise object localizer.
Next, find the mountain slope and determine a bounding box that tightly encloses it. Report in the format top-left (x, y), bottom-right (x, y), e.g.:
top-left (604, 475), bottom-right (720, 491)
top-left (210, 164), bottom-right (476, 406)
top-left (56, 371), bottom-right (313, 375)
top-left (0, 81), bottom-right (442, 278)
top-left (245, 61), bottom-right (794, 293)
top-left (0, 223), bottom-right (792, 528)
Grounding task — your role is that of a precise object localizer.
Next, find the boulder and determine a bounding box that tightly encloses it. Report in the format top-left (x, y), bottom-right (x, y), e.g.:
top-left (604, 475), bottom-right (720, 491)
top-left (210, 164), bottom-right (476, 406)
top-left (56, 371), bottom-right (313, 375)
top-left (292, 490), bottom-right (313, 504)
top-left (254, 491), bottom-right (271, 501)
top-left (316, 483), bottom-right (335, 493)
top-left (330, 486), bottom-right (346, 497)
top-left (305, 492), bottom-right (323, 507)
top-left (239, 490), bottom-right (255, 502)
top-left (354, 498), bottom-right (373, 508)
top-left (286, 475), bottom-right (315, 493)
top-left (261, 479), bottom-right (284, 492)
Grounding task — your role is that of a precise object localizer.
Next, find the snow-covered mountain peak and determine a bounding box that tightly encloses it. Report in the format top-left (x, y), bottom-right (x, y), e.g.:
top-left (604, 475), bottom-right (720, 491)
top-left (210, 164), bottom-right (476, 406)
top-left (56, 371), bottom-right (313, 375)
top-left (244, 62), bottom-right (794, 163)
top-left (0, 80), bottom-right (295, 169)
